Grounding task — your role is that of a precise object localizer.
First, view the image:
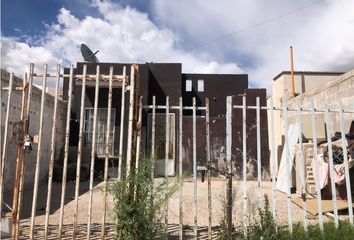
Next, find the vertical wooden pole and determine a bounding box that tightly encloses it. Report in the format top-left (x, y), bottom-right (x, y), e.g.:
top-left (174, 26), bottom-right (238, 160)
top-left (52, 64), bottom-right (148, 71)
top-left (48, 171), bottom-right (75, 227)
top-left (269, 98), bottom-right (278, 223)
top-left (73, 64), bottom-right (87, 239)
top-left (101, 66), bottom-right (114, 239)
top-left (311, 99), bottom-right (324, 231)
top-left (225, 96), bottom-right (233, 238)
top-left (290, 46), bottom-right (295, 98)
top-left (192, 97), bottom-right (197, 239)
top-left (87, 65), bottom-right (100, 239)
top-left (296, 98), bottom-right (308, 231)
top-left (339, 101), bottom-right (353, 225)
top-left (150, 96), bottom-right (156, 206)
top-left (15, 66), bottom-right (33, 239)
top-left (164, 96), bottom-right (170, 238)
top-left (324, 104), bottom-right (339, 228)
top-left (126, 65), bottom-right (136, 178)
top-left (242, 96), bottom-right (248, 236)
top-left (205, 98), bottom-right (212, 240)
top-left (178, 97), bottom-right (183, 240)
top-left (58, 65), bottom-right (74, 239)
top-left (256, 97), bottom-right (262, 209)
top-left (151, 96), bottom-right (156, 157)
top-left (283, 97), bottom-right (293, 233)
top-left (135, 96), bottom-right (143, 171)
top-left (118, 66), bottom-right (126, 180)
top-left (30, 64), bottom-right (48, 239)
top-left (44, 64), bottom-right (61, 239)
top-left (14, 71), bottom-right (28, 239)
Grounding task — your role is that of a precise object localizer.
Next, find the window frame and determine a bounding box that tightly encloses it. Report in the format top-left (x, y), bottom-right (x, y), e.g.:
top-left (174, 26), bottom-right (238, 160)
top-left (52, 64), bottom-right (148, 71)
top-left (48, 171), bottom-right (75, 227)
top-left (185, 79), bottom-right (192, 92)
top-left (84, 107), bottom-right (117, 158)
top-left (197, 79), bottom-right (204, 92)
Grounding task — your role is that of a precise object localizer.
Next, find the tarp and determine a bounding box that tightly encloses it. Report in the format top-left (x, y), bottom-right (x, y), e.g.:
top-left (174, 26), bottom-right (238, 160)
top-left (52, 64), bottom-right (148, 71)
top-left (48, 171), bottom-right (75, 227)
top-left (276, 124), bottom-right (300, 193)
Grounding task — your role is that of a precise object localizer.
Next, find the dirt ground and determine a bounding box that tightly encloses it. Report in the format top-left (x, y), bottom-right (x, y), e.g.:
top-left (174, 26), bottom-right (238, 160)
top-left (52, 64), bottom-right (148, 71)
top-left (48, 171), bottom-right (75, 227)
top-left (3, 178), bottom-right (336, 239)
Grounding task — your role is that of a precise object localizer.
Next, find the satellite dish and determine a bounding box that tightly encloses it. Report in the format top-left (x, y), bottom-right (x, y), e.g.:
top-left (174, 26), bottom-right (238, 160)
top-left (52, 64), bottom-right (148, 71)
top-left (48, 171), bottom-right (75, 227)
top-left (80, 43), bottom-right (99, 63)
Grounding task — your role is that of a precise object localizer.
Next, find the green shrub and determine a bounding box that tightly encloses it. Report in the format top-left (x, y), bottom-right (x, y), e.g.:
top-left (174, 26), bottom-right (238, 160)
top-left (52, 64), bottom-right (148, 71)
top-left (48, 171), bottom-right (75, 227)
top-left (109, 156), bottom-right (177, 240)
top-left (239, 194), bottom-right (354, 240)
top-left (286, 221), bottom-right (354, 240)
top-left (250, 194), bottom-right (279, 240)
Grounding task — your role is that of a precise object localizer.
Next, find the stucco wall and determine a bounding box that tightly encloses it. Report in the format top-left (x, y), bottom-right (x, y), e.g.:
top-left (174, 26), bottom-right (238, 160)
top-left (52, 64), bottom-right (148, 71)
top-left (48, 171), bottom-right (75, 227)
top-left (288, 69), bottom-right (354, 135)
top-left (267, 70), bottom-right (350, 174)
top-left (1, 69), bottom-right (67, 199)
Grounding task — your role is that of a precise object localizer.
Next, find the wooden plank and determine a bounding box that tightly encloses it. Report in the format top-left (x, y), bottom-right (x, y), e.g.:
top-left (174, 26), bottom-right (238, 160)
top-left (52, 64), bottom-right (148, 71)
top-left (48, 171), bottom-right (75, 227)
top-left (292, 198), bottom-right (353, 216)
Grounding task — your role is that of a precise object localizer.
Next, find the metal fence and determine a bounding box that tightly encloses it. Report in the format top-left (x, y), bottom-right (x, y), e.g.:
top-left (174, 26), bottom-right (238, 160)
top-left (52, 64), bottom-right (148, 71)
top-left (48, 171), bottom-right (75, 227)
top-left (1, 63), bottom-right (354, 240)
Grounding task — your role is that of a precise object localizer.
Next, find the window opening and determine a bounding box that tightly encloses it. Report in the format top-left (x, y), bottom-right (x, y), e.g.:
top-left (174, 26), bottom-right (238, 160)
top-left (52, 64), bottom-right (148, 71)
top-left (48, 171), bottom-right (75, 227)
top-left (84, 108), bottom-right (116, 157)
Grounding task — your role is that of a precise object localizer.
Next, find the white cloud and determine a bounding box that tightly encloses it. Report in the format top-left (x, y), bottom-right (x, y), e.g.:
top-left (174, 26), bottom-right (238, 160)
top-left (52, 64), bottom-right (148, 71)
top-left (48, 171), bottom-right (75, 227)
top-left (152, 0), bottom-right (354, 92)
top-left (1, 36), bottom-right (62, 77)
top-left (2, 0), bottom-right (353, 94)
top-left (1, 0), bottom-right (243, 88)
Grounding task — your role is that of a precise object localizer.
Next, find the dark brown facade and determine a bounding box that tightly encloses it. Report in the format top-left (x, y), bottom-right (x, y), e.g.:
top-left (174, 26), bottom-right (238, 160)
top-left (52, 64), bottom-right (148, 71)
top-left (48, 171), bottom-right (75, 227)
top-left (63, 62), bottom-right (269, 178)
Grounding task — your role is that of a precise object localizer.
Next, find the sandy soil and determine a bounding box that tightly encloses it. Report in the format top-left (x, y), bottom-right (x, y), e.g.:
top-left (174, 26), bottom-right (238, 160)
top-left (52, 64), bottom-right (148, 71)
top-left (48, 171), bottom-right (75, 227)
top-left (3, 178), bottom-right (333, 239)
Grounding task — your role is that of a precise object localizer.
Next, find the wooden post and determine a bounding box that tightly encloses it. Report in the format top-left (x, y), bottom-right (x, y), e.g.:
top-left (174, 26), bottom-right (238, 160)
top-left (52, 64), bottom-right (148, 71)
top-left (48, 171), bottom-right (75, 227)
top-left (58, 65), bottom-right (74, 239)
top-left (283, 97), bottom-right (293, 233)
top-left (324, 104), bottom-right (339, 228)
top-left (192, 97), bottom-right (197, 239)
top-left (311, 99), bottom-right (324, 232)
top-left (269, 98), bottom-right (277, 222)
top-left (44, 64), bottom-right (61, 239)
top-left (296, 98), bottom-right (308, 231)
top-left (164, 96), bottom-right (170, 238)
top-left (135, 96), bottom-right (143, 171)
top-left (290, 46), bottom-right (295, 98)
top-left (150, 96), bottom-right (156, 207)
top-left (339, 101), bottom-right (353, 225)
top-left (13, 72), bottom-right (28, 239)
top-left (118, 66), bottom-right (126, 180)
top-left (73, 64), bottom-right (87, 239)
top-left (30, 64), bottom-right (48, 239)
top-left (242, 96), bottom-right (248, 236)
top-left (126, 65), bottom-right (136, 178)
top-left (87, 65), bottom-right (100, 239)
top-left (101, 66), bottom-right (114, 239)
top-left (205, 98), bottom-right (212, 240)
top-left (256, 97), bottom-right (262, 209)
top-left (178, 97), bottom-right (183, 240)
top-left (226, 96), bottom-right (233, 238)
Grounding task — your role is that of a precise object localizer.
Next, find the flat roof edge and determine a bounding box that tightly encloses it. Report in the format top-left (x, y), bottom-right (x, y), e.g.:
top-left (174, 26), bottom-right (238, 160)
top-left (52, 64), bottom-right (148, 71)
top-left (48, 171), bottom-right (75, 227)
top-left (273, 71), bottom-right (345, 81)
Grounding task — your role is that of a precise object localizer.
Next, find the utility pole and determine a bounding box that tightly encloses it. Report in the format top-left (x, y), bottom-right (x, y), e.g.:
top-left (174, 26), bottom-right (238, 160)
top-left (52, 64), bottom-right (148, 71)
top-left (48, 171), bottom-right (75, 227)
top-left (290, 46), bottom-right (295, 98)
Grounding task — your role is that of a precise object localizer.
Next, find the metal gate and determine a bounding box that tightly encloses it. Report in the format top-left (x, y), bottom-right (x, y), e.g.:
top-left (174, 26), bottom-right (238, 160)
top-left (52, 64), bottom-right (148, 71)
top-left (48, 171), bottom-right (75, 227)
top-left (1, 63), bottom-right (136, 239)
top-left (1, 63), bottom-right (354, 240)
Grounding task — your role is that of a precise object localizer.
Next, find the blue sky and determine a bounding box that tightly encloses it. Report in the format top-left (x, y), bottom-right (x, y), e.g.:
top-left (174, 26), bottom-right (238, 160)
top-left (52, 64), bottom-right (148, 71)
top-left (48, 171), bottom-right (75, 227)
top-left (1, 0), bottom-right (354, 91)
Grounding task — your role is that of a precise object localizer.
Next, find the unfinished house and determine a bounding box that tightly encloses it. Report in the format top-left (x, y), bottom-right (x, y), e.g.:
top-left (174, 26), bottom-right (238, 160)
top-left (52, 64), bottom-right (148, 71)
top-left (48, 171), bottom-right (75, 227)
top-left (3, 61), bottom-right (353, 239)
top-left (268, 70), bottom-right (344, 171)
top-left (63, 62), bottom-right (269, 179)
top-left (268, 68), bottom-right (354, 219)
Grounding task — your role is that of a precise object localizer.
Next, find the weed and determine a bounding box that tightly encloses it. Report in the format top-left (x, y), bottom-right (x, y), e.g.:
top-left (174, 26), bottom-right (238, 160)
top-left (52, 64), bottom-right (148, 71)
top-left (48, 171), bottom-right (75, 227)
top-left (109, 155), bottom-right (177, 240)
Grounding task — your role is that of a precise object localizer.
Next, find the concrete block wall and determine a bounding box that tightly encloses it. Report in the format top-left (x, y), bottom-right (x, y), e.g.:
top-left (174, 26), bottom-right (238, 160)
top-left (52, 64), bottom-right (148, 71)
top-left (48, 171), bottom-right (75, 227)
top-left (1, 69), bottom-right (67, 199)
top-left (267, 70), bottom-right (351, 175)
top-left (288, 69), bottom-right (354, 136)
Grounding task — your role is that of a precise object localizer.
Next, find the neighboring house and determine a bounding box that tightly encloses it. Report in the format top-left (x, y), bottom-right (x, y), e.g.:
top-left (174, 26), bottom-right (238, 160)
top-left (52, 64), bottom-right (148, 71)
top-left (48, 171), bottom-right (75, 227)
top-left (64, 62), bottom-right (270, 178)
top-left (267, 69), bottom-right (354, 176)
